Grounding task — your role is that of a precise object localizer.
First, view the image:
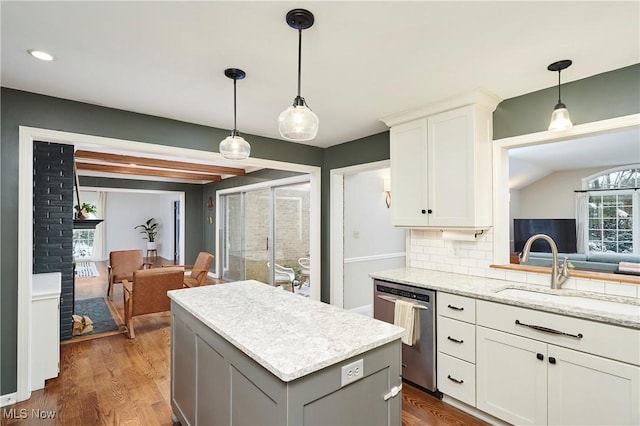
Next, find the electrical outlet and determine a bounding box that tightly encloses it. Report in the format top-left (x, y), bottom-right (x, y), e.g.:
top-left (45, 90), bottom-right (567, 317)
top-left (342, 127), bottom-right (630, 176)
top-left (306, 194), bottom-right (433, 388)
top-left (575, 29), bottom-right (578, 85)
top-left (341, 359), bottom-right (364, 387)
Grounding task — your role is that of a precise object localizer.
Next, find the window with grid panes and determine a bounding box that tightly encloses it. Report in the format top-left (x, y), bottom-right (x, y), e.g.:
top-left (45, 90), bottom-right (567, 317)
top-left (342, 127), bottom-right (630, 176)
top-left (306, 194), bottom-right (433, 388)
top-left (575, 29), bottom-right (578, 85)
top-left (586, 166), bottom-right (639, 254)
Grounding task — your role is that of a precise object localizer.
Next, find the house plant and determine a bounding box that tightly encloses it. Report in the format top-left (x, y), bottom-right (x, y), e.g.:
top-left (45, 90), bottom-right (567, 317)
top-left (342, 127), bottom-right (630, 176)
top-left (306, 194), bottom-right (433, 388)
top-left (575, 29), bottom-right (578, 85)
top-left (74, 202), bottom-right (97, 219)
top-left (135, 218), bottom-right (159, 249)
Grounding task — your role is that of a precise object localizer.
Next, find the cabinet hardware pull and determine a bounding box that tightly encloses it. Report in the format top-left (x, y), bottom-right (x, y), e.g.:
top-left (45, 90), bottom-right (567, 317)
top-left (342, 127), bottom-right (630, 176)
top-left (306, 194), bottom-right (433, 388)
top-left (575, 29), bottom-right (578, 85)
top-left (549, 357), bottom-right (557, 365)
top-left (447, 304), bottom-right (464, 311)
top-left (427, 209), bottom-right (433, 214)
top-left (447, 336), bottom-right (464, 344)
top-left (447, 375), bottom-right (464, 384)
top-left (383, 384), bottom-right (403, 401)
top-left (515, 320), bottom-right (583, 339)
top-left (402, 363), bottom-right (407, 368)
top-left (421, 209), bottom-right (427, 214)
top-left (536, 353), bottom-right (544, 361)
top-left (376, 294), bottom-right (428, 310)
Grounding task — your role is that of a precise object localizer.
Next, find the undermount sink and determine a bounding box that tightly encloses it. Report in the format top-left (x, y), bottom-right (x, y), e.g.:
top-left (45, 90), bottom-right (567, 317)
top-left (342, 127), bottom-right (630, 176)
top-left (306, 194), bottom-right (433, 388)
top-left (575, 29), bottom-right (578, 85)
top-left (495, 287), bottom-right (640, 317)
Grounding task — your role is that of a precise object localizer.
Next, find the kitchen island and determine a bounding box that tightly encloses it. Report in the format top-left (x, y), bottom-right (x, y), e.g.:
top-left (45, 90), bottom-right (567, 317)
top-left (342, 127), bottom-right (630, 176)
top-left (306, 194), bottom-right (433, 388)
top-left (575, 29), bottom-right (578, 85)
top-left (168, 280), bottom-right (404, 425)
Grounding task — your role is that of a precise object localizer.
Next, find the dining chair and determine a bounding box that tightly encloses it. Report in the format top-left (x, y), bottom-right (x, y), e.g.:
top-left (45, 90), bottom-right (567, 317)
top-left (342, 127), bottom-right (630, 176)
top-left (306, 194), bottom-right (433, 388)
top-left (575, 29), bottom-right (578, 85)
top-left (122, 267), bottom-right (184, 338)
top-left (170, 251), bottom-right (215, 287)
top-left (107, 249), bottom-right (147, 300)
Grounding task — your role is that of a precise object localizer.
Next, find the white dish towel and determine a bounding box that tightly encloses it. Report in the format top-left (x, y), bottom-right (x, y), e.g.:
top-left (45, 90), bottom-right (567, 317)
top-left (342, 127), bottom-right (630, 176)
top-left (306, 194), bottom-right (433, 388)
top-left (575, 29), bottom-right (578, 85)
top-left (394, 299), bottom-right (416, 346)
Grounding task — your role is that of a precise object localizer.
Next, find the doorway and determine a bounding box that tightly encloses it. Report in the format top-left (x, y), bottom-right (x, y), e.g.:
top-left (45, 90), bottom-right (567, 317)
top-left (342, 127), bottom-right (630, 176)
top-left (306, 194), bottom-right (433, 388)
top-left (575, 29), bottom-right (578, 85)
top-left (330, 160), bottom-right (408, 311)
top-left (218, 176), bottom-right (311, 296)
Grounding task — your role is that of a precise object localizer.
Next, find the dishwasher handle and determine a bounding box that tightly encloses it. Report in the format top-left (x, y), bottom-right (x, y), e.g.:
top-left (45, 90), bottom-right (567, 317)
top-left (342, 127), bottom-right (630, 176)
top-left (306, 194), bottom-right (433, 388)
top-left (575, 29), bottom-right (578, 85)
top-left (376, 294), bottom-right (428, 310)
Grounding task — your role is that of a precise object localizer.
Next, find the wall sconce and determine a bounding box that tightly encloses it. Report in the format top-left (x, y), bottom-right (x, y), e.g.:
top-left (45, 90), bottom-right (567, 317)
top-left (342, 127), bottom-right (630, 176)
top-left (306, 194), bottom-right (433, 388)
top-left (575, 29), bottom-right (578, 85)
top-left (207, 196), bottom-right (214, 224)
top-left (383, 177), bottom-right (391, 208)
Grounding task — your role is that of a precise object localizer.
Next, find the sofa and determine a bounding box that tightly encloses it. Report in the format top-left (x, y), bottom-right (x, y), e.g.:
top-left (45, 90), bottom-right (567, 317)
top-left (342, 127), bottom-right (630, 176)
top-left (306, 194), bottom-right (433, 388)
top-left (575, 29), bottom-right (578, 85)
top-left (522, 252), bottom-right (640, 274)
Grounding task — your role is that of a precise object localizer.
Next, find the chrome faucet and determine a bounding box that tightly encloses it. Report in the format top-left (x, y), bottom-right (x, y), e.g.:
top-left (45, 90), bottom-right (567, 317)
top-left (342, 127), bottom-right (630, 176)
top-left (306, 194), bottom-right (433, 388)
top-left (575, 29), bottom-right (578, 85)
top-left (519, 233), bottom-right (571, 289)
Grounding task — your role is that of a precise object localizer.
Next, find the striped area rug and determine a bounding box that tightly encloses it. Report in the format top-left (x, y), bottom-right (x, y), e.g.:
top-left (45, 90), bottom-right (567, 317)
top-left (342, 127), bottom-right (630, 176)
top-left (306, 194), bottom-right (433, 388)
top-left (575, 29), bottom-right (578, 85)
top-left (75, 261), bottom-right (99, 278)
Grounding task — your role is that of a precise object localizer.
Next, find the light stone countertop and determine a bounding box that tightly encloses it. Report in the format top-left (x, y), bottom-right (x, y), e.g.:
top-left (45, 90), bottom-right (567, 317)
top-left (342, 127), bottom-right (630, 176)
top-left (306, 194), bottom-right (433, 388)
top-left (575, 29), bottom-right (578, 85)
top-left (168, 280), bottom-right (404, 382)
top-left (370, 268), bottom-right (640, 329)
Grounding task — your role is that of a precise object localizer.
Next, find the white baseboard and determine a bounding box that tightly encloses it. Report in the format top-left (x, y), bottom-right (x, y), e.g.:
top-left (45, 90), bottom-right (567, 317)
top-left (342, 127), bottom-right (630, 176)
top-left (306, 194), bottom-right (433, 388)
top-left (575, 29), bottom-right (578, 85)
top-left (1, 392), bottom-right (18, 407)
top-left (349, 304), bottom-right (372, 317)
top-left (442, 394), bottom-right (508, 425)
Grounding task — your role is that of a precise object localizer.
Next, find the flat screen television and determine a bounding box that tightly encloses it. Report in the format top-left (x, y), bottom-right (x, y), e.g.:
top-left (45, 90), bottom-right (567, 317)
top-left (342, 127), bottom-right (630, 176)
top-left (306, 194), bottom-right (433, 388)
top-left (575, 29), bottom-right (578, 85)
top-left (513, 218), bottom-right (577, 254)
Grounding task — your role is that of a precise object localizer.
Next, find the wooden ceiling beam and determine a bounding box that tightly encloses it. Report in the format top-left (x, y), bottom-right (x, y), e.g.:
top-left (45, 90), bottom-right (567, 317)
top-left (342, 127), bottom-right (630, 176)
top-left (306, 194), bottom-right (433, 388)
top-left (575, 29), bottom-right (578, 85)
top-left (76, 162), bottom-right (222, 182)
top-left (74, 150), bottom-right (246, 176)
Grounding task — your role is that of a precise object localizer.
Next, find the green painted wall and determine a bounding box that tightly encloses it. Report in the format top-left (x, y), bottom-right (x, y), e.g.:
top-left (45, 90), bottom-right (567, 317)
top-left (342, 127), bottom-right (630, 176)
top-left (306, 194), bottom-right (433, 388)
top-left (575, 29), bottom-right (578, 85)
top-left (494, 63), bottom-right (640, 139)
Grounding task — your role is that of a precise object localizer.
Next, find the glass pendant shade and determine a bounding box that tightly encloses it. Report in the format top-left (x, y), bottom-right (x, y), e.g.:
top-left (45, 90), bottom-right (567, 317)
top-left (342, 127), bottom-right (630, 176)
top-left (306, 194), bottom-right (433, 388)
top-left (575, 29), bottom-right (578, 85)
top-left (548, 104), bottom-right (573, 131)
top-left (279, 9), bottom-right (318, 142)
top-left (219, 134), bottom-right (250, 160)
top-left (547, 60), bottom-right (573, 132)
top-left (278, 103), bottom-right (319, 141)
top-left (219, 68), bottom-right (250, 160)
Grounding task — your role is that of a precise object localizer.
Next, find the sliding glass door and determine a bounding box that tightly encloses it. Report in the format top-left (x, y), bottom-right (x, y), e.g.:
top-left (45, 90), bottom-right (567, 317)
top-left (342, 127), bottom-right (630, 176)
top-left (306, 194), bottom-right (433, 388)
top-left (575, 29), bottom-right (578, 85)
top-left (219, 179), bottom-right (311, 296)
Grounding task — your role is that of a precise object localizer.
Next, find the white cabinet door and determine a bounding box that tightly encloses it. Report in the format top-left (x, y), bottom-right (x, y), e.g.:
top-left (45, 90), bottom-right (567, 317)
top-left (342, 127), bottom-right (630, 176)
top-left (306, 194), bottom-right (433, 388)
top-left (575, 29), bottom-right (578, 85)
top-left (477, 326), bottom-right (547, 426)
top-left (427, 106), bottom-right (475, 227)
top-left (389, 104), bottom-right (492, 228)
top-left (548, 345), bottom-right (640, 426)
top-left (390, 118), bottom-right (428, 226)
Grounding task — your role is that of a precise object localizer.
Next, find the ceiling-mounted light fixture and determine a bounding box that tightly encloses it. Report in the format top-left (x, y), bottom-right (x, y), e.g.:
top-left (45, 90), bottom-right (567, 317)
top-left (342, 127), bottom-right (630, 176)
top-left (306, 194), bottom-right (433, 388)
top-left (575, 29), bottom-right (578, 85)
top-left (278, 8), bottom-right (319, 142)
top-left (219, 68), bottom-right (251, 160)
top-left (547, 59), bottom-right (573, 131)
top-left (28, 49), bottom-right (54, 61)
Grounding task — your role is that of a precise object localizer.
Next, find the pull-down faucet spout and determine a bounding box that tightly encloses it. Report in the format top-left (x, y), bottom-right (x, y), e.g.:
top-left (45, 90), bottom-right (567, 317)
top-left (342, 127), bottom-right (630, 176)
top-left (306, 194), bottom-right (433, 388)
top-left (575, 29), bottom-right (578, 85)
top-left (519, 233), bottom-right (571, 289)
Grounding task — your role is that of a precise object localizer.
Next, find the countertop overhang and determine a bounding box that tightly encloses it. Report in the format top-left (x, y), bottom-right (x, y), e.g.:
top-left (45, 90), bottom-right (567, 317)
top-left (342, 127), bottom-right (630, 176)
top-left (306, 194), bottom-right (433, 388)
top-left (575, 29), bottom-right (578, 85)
top-left (168, 280), bottom-right (404, 382)
top-left (370, 268), bottom-right (640, 329)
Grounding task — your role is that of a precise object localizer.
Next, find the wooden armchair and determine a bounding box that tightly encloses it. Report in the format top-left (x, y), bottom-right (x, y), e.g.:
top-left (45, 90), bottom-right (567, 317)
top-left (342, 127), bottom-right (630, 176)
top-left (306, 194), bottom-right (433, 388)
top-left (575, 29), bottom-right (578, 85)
top-left (122, 268), bottom-right (184, 338)
top-left (168, 252), bottom-right (214, 288)
top-left (107, 249), bottom-right (148, 300)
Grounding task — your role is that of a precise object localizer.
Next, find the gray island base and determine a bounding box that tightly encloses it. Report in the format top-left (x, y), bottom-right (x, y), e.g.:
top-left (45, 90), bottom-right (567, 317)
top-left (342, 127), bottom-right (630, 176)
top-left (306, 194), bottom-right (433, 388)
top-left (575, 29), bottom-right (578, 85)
top-left (168, 280), bottom-right (404, 425)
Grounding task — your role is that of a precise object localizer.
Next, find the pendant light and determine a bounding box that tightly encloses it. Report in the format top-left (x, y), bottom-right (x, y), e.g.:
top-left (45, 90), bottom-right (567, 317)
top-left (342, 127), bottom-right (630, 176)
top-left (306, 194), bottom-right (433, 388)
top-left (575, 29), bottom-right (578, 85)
top-left (278, 8), bottom-right (319, 142)
top-left (547, 59), bottom-right (573, 131)
top-left (219, 68), bottom-right (251, 160)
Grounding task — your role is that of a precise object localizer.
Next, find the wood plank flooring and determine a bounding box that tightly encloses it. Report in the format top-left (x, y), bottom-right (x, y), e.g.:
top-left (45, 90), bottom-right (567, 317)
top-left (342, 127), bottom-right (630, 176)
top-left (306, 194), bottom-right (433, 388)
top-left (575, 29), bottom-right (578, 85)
top-left (4, 261), bottom-right (488, 425)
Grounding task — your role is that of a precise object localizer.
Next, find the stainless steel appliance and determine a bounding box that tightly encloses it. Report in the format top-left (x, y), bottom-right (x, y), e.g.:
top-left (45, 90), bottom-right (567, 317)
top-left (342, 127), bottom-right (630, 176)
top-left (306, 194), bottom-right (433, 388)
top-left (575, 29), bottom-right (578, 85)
top-left (373, 279), bottom-right (437, 393)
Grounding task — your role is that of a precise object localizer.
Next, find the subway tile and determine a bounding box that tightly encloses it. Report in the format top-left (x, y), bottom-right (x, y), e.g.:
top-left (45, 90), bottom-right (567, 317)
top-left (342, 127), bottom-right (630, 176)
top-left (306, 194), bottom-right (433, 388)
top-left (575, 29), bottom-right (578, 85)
top-left (605, 282), bottom-right (638, 298)
top-left (486, 269), bottom-right (506, 280)
top-left (451, 265), bottom-right (469, 275)
top-left (505, 271), bottom-right (528, 284)
top-left (525, 273), bottom-right (550, 286)
top-left (575, 279), bottom-right (605, 294)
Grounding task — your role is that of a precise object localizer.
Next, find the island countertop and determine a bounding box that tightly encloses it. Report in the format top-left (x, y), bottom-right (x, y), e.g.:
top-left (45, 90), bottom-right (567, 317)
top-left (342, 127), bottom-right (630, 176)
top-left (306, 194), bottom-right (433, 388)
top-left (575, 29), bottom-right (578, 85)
top-left (168, 280), bottom-right (404, 382)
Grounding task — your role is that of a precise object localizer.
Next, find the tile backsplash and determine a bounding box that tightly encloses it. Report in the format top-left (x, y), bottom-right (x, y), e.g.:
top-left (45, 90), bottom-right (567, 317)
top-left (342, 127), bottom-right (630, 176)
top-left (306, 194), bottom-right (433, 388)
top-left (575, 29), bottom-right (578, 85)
top-left (408, 229), bottom-right (639, 298)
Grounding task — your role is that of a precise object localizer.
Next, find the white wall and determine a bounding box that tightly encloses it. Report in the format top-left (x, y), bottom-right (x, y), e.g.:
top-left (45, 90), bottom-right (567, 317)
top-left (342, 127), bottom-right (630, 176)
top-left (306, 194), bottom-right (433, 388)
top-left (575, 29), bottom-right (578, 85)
top-left (343, 168), bottom-right (406, 310)
top-left (514, 166), bottom-right (605, 218)
top-left (104, 191), bottom-right (180, 260)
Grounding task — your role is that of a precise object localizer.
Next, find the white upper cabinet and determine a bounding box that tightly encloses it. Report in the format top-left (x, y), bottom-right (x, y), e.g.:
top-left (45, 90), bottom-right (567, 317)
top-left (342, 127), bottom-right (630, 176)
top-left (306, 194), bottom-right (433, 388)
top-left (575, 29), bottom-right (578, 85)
top-left (382, 90), bottom-right (500, 229)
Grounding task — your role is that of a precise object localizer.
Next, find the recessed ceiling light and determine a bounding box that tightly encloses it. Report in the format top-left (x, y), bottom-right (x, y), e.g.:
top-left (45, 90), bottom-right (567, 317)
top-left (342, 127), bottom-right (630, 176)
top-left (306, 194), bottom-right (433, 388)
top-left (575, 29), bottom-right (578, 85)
top-left (28, 49), bottom-right (54, 61)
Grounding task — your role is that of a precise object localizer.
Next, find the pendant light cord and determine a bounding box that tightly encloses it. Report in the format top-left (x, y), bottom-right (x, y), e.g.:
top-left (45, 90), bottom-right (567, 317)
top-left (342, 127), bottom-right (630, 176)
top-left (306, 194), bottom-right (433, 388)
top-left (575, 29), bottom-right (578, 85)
top-left (297, 28), bottom-right (302, 98)
top-left (557, 70), bottom-right (562, 104)
top-left (233, 77), bottom-right (238, 136)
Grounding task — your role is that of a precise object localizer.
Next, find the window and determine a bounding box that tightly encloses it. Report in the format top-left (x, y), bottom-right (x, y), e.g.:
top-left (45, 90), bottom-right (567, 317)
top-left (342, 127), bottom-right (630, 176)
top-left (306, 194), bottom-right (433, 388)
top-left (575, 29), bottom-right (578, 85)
top-left (73, 229), bottom-right (95, 259)
top-left (584, 166), bottom-right (639, 254)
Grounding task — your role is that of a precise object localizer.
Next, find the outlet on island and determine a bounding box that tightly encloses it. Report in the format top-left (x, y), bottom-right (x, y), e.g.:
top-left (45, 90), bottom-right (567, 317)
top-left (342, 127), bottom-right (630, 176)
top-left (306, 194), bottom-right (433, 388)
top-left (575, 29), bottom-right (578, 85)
top-left (340, 358), bottom-right (364, 387)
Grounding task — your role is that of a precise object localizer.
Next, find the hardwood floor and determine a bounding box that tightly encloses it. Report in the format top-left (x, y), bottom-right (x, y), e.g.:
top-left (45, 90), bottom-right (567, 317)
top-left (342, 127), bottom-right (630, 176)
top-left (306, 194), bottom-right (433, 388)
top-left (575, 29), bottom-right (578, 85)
top-left (5, 262), bottom-right (488, 425)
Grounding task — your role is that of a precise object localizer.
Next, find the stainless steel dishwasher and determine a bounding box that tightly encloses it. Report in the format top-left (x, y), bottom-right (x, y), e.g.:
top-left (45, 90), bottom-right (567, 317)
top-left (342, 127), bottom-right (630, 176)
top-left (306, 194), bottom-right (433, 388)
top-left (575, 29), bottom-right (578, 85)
top-left (373, 279), bottom-right (437, 393)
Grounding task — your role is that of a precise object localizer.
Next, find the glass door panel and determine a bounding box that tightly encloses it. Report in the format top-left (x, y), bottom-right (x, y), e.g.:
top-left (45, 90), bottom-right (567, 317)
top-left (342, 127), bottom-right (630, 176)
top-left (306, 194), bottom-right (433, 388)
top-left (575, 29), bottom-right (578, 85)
top-left (221, 193), bottom-right (244, 281)
top-left (219, 179), bottom-right (311, 297)
top-left (274, 183), bottom-right (311, 296)
top-left (243, 188), bottom-right (271, 283)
